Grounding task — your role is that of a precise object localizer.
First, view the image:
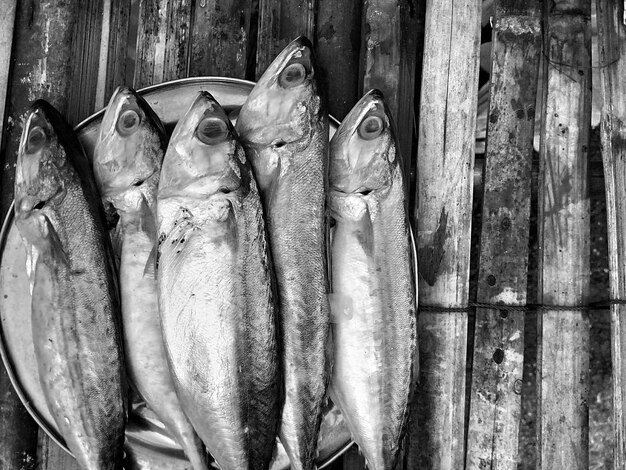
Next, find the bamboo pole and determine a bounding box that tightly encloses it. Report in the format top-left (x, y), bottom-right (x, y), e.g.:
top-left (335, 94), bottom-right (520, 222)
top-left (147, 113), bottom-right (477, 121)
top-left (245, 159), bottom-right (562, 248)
top-left (596, 0), bottom-right (626, 467)
top-left (188, 0), bottom-right (255, 79)
top-left (465, 2), bottom-right (541, 469)
top-left (360, 0), bottom-right (419, 183)
top-left (36, 432), bottom-right (81, 470)
top-left (134, 0), bottom-right (194, 89)
top-left (537, 1), bottom-right (591, 468)
top-left (255, 0), bottom-right (316, 78)
top-left (409, 1), bottom-right (481, 468)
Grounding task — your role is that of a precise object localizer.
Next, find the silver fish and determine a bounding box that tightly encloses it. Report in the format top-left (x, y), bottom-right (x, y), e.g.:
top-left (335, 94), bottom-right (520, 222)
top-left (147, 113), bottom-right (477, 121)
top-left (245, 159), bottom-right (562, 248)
top-left (327, 90), bottom-right (417, 470)
top-left (157, 91), bottom-right (281, 469)
top-left (235, 36), bottom-right (332, 470)
top-left (93, 86), bottom-right (209, 470)
top-left (14, 100), bottom-right (127, 470)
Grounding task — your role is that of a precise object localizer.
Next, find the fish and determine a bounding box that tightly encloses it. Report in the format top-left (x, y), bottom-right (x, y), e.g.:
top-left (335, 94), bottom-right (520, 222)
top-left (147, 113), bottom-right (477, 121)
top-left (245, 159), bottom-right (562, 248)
top-left (327, 89), bottom-right (417, 470)
top-left (13, 100), bottom-right (127, 470)
top-left (235, 36), bottom-right (332, 470)
top-left (93, 86), bottom-right (209, 470)
top-left (156, 91), bottom-right (282, 469)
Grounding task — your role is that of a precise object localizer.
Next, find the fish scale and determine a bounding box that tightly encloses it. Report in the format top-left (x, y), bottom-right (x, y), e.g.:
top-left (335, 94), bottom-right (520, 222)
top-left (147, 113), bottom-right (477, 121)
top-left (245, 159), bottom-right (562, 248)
top-left (14, 100), bottom-right (127, 470)
top-left (236, 36), bottom-right (331, 470)
top-left (328, 90), bottom-right (417, 470)
top-left (157, 91), bottom-right (281, 470)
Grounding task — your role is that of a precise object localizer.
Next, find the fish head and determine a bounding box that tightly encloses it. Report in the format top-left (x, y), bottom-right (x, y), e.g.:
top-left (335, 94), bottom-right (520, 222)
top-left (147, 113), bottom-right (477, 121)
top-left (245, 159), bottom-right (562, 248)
top-left (330, 89), bottom-right (399, 196)
top-left (94, 86), bottom-right (166, 216)
top-left (235, 37), bottom-right (324, 174)
top-left (329, 90), bottom-right (399, 221)
top-left (158, 91), bottom-right (247, 222)
top-left (14, 101), bottom-right (74, 239)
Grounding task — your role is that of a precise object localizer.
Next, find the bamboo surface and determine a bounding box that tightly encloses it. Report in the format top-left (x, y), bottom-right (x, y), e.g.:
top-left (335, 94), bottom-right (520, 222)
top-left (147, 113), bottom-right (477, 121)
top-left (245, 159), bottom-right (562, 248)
top-left (0, 0), bottom-right (16, 149)
top-left (410, 1), bottom-right (481, 469)
top-left (537, 1), bottom-right (591, 468)
top-left (596, 0), bottom-right (626, 467)
top-left (360, 0), bottom-right (419, 180)
top-left (465, 1), bottom-right (541, 469)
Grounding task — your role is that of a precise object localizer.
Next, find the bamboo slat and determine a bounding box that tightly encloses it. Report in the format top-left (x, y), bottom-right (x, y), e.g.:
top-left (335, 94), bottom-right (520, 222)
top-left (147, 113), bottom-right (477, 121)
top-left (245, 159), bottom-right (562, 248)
top-left (360, 0), bottom-right (419, 182)
top-left (96, 0), bottom-right (132, 109)
top-left (255, 0), bottom-right (316, 78)
top-left (189, 0), bottom-right (254, 79)
top-left (0, 0), bottom-right (16, 149)
top-left (36, 433), bottom-right (81, 470)
top-left (66, 0), bottom-right (104, 124)
top-left (537, 1), bottom-right (591, 468)
top-left (596, 0), bottom-right (626, 467)
top-left (409, 1), bottom-right (481, 469)
top-left (465, 2), bottom-right (541, 469)
top-left (134, 0), bottom-right (194, 89)
top-left (315, 1), bottom-right (362, 120)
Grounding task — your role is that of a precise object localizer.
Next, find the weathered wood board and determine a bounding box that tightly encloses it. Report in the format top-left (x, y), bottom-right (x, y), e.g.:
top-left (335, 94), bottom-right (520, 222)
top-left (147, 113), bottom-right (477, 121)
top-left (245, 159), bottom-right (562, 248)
top-left (465, 1), bottom-right (541, 469)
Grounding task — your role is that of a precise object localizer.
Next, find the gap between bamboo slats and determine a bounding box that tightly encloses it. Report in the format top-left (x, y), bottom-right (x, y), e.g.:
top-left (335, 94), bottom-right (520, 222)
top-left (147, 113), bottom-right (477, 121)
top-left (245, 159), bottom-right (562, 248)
top-left (596, 0), bottom-right (626, 467)
top-left (537, 1), bottom-right (591, 468)
top-left (409, 0), bottom-right (481, 469)
top-left (464, 2), bottom-right (541, 469)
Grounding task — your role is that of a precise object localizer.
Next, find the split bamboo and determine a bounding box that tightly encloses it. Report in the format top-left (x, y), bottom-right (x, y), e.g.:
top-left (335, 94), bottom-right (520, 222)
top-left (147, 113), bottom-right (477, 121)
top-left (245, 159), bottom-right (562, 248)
top-left (596, 0), bottom-right (626, 467)
top-left (537, 1), bottom-right (591, 468)
top-left (465, 1), bottom-right (541, 469)
top-left (409, 0), bottom-right (481, 469)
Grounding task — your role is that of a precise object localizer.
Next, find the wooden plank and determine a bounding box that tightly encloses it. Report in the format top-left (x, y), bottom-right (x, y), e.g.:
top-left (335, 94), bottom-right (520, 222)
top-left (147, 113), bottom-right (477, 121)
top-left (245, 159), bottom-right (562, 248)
top-left (188, 0), bottom-right (254, 79)
top-left (596, 0), bottom-right (626, 467)
top-left (537, 1), bottom-right (591, 468)
top-left (360, 0), bottom-right (420, 183)
top-left (0, 0), bottom-right (16, 148)
top-left (95, 0), bottom-right (132, 109)
top-left (315, 1), bottom-right (362, 120)
top-left (465, 1), bottom-right (541, 469)
top-left (408, 0), bottom-right (481, 469)
top-left (134, 0), bottom-right (194, 89)
top-left (36, 432), bottom-right (81, 470)
top-left (255, 0), bottom-right (316, 78)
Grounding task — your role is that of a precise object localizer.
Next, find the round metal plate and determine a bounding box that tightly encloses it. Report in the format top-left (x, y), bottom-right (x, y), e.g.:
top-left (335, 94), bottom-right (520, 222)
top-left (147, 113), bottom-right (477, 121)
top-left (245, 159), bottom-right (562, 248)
top-left (0, 77), bottom-right (351, 469)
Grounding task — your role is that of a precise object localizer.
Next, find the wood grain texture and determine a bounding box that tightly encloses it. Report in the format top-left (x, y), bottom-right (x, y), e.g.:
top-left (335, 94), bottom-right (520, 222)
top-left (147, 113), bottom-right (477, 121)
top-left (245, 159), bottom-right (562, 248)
top-left (0, 0), bottom-right (16, 149)
top-left (360, 0), bottom-right (419, 183)
top-left (537, 1), bottom-right (591, 468)
top-left (255, 0), bottom-right (316, 78)
top-left (409, 0), bottom-right (481, 469)
top-left (464, 2), bottom-right (541, 469)
top-left (596, 0), bottom-right (626, 467)
top-left (189, 0), bottom-right (254, 79)
top-left (36, 432), bottom-right (81, 470)
top-left (66, 0), bottom-right (104, 124)
top-left (96, 0), bottom-right (132, 109)
top-left (315, 1), bottom-right (362, 120)
top-left (134, 0), bottom-right (194, 89)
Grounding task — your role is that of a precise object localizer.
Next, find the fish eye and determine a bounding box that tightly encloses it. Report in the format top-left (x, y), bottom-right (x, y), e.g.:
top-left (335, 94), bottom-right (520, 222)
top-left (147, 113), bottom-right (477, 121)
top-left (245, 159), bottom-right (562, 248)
top-left (116, 109), bottom-right (141, 136)
top-left (279, 62), bottom-right (307, 88)
top-left (358, 115), bottom-right (384, 140)
top-left (196, 117), bottom-right (228, 145)
top-left (26, 126), bottom-right (47, 153)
